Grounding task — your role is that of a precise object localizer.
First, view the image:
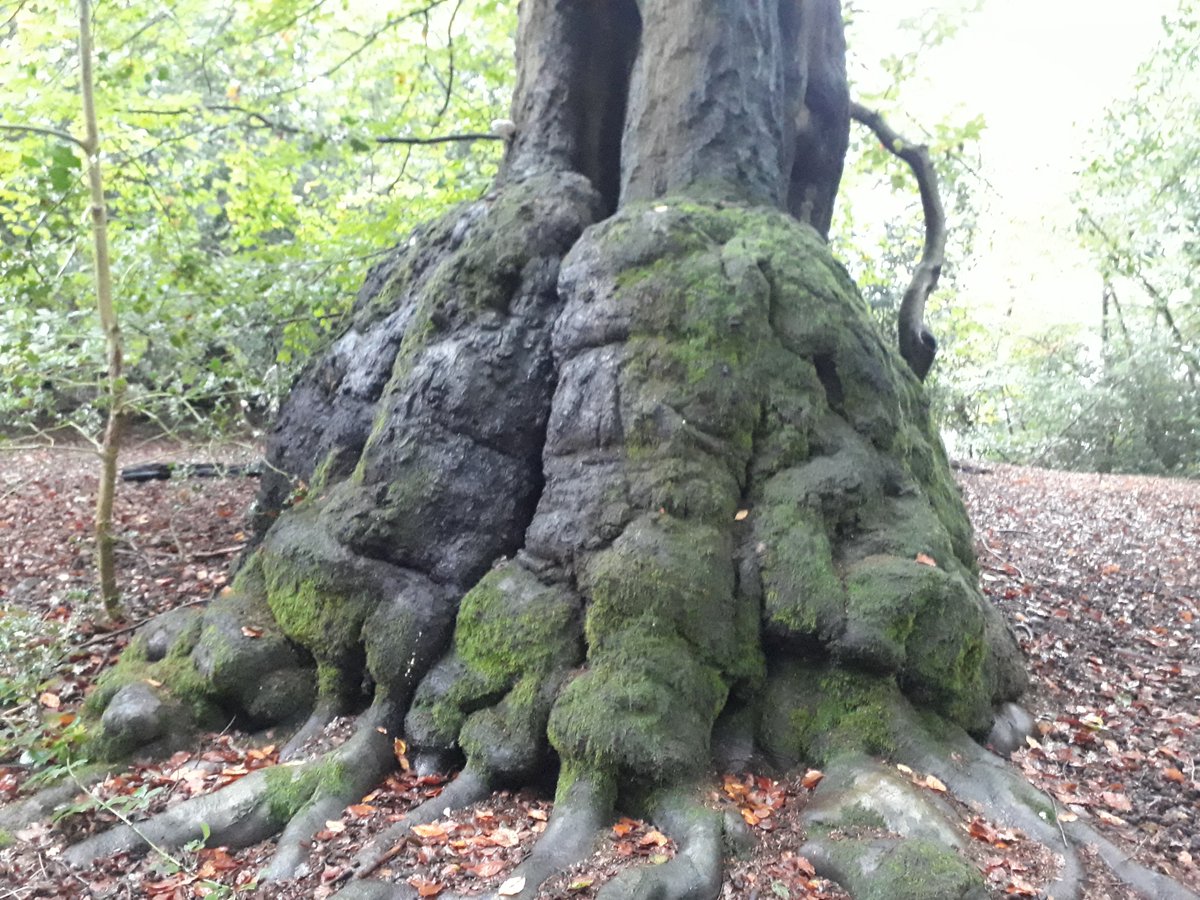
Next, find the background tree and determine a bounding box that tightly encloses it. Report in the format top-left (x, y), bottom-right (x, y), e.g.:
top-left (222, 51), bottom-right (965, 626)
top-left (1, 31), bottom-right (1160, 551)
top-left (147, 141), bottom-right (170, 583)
top-left (944, 0), bottom-right (1200, 476)
top-left (0, 0), bottom-right (511, 433)
top-left (10, 2), bottom-right (1197, 900)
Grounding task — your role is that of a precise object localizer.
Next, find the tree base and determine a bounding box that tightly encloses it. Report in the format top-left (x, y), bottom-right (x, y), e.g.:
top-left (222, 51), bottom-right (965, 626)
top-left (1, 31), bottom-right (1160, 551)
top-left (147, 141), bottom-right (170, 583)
top-left (17, 179), bottom-right (1195, 900)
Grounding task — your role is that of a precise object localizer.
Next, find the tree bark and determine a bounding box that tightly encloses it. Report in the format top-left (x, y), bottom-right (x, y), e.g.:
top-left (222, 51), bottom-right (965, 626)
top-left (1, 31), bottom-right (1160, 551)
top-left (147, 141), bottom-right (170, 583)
top-left (44, 3), bottom-right (1200, 899)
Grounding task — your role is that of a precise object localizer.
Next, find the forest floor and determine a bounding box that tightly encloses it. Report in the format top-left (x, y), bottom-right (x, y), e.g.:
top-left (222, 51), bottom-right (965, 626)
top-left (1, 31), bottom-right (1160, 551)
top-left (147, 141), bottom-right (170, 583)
top-left (0, 439), bottom-right (1197, 899)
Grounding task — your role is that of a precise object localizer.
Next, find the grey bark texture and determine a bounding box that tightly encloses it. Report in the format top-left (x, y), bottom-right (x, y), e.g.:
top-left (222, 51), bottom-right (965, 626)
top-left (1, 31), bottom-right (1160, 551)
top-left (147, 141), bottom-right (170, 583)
top-left (40, 3), bottom-right (1192, 899)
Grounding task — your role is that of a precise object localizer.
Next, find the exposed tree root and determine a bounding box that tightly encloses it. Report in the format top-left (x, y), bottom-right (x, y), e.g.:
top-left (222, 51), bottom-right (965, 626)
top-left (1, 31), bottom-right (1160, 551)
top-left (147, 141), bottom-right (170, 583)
top-left (278, 697), bottom-right (347, 761)
top-left (340, 769), bottom-right (612, 900)
top-left (595, 786), bottom-right (724, 900)
top-left (897, 711), bottom-right (1200, 900)
top-left (795, 705), bottom-right (1200, 900)
top-left (493, 770), bottom-right (613, 899)
top-left (261, 702), bottom-right (401, 880)
top-left (0, 764), bottom-right (112, 833)
top-left (347, 765), bottom-right (493, 880)
top-left (61, 699), bottom-right (399, 877)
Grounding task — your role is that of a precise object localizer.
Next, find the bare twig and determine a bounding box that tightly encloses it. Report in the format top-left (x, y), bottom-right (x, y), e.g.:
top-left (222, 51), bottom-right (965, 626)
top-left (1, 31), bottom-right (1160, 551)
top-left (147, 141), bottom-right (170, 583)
top-left (119, 103), bottom-right (503, 147)
top-left (850, 101), bottom-right (946, 382)
top-left (76, 596), bottom-right (212, 650)
top-left (0, 123), bottom-right (88, 149)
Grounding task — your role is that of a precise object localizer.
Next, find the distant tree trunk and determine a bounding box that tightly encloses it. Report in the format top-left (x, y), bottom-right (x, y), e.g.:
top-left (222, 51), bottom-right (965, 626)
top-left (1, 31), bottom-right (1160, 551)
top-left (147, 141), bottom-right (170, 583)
top-left (61, 3), bottom-right (1195, 899)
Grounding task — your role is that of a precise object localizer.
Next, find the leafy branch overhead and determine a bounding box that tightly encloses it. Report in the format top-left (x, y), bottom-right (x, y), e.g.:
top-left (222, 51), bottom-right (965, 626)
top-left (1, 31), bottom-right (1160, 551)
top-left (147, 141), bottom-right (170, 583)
top-left (850, 101), bottom-right (946, 382)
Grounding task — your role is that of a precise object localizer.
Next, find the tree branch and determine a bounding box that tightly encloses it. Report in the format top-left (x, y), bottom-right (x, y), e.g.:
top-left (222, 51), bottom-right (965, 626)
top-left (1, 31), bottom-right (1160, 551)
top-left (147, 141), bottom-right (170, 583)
top-left (851, 101), bottom-right (946, 382)
top-left (118, 103), bottom-right (503, 147)
top-left (1079, 209), bottom-right (1200, 381)
top-left (0, 123), bottom-right (87, 150)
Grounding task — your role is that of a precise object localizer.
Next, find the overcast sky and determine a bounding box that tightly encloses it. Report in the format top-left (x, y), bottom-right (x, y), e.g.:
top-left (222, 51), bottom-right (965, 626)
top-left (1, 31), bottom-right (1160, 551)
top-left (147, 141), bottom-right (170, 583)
top-left (851, 0), bottom-right (1176, 333)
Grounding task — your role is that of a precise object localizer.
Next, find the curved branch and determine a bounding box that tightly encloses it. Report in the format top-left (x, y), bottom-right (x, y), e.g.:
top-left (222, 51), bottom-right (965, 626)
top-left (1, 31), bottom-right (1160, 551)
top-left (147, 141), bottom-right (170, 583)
top-left (118, 104), bottom-right (503, 148)
top-left (0, 123), bottom-right (88, 150)
top-left (850, 101), bottom-right (945, 381)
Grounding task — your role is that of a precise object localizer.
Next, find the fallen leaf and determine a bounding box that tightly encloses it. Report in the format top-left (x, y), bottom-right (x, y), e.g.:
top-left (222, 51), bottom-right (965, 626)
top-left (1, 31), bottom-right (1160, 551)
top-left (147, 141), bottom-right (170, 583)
top-left (916, 552), bottom-right (938, 567)
top-left (412, 822), bottom-right (449, 839)
top-left (1163, 767), bottom-right (1186, 784)
top-left (923, 775), bottom-right (948, 793)
top-left (639, 829), bottom-right (670, 847)
top-left (470, 860), bottom-right (507, 878)
top-left (800, 769), bottom-right (824, 790)
top-left (734, 509), bottom-right (749, 521)
top-left (612, 817), bottom-right (638, 837)
top-left (497, 875), bottom-right (527, 896)
top-left (409, 878), bottom-right (443, 897)
top-left (489, 827), bottom-right (521, 848)
top-left (240, 626), bottom-right (263, 638)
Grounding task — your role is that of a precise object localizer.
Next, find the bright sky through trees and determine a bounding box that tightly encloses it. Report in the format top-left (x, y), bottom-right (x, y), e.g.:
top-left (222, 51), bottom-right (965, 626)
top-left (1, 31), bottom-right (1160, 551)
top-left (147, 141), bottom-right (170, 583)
top-left (853, 0), bottom-right (1176, 332)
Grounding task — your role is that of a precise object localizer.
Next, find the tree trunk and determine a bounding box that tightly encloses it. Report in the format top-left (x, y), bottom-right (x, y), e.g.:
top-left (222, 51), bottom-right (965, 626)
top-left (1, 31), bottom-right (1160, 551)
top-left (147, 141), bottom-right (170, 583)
top-left (53, 3), bottom-right (1199, 899)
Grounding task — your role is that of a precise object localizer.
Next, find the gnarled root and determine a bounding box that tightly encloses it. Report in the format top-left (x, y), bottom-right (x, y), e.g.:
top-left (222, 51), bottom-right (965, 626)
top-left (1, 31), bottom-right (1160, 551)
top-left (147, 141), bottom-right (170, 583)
top-left (896, 710), bottom-right (1199, 900)
top-left (595, 786), bottom-right (724, 900)
top-left (492, 769), bottom-right (614, 899)
top-left (347, 765), bottom-right (493, 880)
top-left (796, 705), bottom-right (1200, 900)
top-left (62, 698), bottom-right (400, 878)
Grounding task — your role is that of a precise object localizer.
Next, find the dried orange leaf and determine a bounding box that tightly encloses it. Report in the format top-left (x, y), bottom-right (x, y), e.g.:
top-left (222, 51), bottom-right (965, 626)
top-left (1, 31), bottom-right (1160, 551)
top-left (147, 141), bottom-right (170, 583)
top-left (915, 552), bottom-right (938, 567)
top-left (412, 822), bottom-right (449, 839)
top-left (471, 860), bottom-right (507, 878)
top-left (923, 775), bottom-right (948, 793)
top-left (800, 769), bottom-right (824, 790)
top-left (639, 829), bottom-right (670, 847)
top-left (490, 827), bottom-right (521, 847)
top-left (734, 509), bottom-right (749, 521)
top-left (241, 626), bottom-right (263, 638)
top-left (612, 817), bottom-right (638, 837)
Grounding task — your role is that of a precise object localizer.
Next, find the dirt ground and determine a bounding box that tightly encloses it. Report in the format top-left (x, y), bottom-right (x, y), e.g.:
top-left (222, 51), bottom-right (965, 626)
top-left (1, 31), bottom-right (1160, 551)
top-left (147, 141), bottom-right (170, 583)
top-left (0, 440), bottom-right (1196, 898)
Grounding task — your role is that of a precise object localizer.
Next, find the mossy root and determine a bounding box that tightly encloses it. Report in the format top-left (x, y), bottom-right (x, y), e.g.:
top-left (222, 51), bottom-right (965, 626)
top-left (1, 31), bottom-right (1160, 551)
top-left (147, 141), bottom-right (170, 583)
top-left (347, 765), bottom-right (493, 881)
top-left (62, 700), bottom-right (397, 877)
top-left (595, 787), bottom-right (724, 900)
top-left (262, 701), bottom-right (402, 880)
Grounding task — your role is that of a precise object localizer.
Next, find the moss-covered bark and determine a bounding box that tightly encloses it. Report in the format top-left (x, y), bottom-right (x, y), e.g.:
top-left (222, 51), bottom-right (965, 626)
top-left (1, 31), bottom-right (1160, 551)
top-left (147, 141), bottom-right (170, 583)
top-left (74, 193), bottom-right (1031, 900)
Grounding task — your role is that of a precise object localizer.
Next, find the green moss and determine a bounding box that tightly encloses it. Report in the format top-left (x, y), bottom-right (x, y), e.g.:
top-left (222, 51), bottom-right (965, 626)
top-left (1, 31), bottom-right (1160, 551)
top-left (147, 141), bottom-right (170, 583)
top-left (84, 648), bottom-right (216, 724)
top-left (758, 501), bottom-right (844, 639)
top-left (758, 661), bottom-right (902, 765)
top-left (454, 566), bottom-right (580, 686)
top-left (263, 758), bottom-right (349, 825)
top-left (547, 629), bottom-right (727, 781)
top-left (0, 830), bottom-right (12, 849)
top-left (835, 803), bottom-right (889, 832)
top-left (823, 837), bottom-right (984, 900)
top-left (259, 547), bottom-right (371, 666)
top-left (406, 562), bottom-right (581, 765)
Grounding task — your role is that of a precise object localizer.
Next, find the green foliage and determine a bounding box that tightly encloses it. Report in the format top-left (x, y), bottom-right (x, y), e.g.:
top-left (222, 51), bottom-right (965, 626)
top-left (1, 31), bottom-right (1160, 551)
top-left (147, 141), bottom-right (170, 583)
top-left (1, 0), bottom-right (514, 433)
top-left (835, 4), bottom-right (991, 436)
top-left (953, 331), bottom-right (1200, 476)
top-left (1075, 0), bottom-right (1199, 380)
top-left (948, 2), bottom-right (1199, 476)
top-left (0, 605), bottom-right (89, 772)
